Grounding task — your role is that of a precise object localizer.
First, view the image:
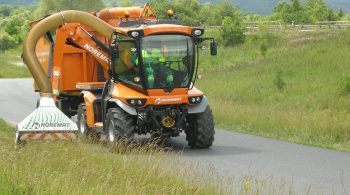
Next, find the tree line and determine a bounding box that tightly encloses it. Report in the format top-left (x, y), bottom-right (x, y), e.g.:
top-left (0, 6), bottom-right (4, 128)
top-left (0, 0), bottom-right (349, 51)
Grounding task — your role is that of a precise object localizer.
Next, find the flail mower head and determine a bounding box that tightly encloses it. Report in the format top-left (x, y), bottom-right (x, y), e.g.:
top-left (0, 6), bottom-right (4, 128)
top-left (15, 97), bottom-right (78, 144)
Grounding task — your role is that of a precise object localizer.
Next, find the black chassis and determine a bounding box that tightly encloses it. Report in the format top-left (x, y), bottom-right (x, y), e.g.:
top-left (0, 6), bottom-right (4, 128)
top-left (135, 104), bottom-right (189, 137)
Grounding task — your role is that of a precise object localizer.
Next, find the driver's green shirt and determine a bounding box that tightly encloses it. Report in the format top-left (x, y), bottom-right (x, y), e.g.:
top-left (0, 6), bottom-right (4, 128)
top-left (131, 49), bottom-right (172, 88)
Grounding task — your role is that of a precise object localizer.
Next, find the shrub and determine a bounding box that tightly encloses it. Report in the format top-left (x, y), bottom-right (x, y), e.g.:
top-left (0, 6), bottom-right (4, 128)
top-left (0, 33), bottom-right (17, 51)
top-left (220, 16), bottom-right (245, 46)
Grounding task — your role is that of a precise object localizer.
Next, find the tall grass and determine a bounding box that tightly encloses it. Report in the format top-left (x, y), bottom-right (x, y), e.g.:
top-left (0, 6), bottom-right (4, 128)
top-left (198, 29), bottom-right (350, 151)
top-left (0, 119), bottom-right (220, 194)
top-left (0, 119), bottom-right (299, 194)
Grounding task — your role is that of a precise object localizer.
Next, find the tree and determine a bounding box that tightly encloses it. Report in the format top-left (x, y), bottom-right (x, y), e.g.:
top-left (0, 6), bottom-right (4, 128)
top-left (120, 0), bottom-right (133, 7)
top-left (305, 0), bottom-right (337, 22)
top-left (34, 0), bottom-right (105, 18)
top-left (4, 15), bottom-right (22, 35)
top-left (220, 15), bottom-right (245, 46)
top-left (272, 0), bottom-right (311, 24)
top-left (168, 0), bottom-right (201, 25)
top-left (0, 5), bottom-right (12, 17)
top-left (337, 9), bottom-right (345, 19)
top-left (0, 33), bottom-right (17, 51)
top-left (198, 0), bottom-right (241, 26)
top-left (150, 0), bottom-right (173, 19)
top-left (2, 8), bottom-right (31, 44)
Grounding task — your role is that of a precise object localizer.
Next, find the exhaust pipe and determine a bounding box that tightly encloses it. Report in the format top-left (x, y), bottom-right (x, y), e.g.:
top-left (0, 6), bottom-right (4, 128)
top-left (17, 11), bottom-right (115, 143)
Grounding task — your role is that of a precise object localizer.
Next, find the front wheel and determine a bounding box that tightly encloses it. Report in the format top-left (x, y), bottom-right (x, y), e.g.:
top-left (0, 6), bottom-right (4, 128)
top-left (106, 107), bottom-right (134, 146)
top-left (185, 106), bottom-right (215, 149)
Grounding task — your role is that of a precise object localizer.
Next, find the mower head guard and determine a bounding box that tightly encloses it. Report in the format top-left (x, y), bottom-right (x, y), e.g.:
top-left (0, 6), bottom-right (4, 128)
top-left (16, 97), bottom-right (78, 143)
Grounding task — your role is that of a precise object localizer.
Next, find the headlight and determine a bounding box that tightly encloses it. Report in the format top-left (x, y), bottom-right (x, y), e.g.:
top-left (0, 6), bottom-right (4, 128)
top-left (128, 30), bottom-right (144, 38)
top-left (127, 98), bottom-right (147, 106)
top-left (188, 96), bottom-right (203, 104)
top-left (192, 29), bottom-right (204, 37)
top-left (131, 31), bottom-right (139, 37)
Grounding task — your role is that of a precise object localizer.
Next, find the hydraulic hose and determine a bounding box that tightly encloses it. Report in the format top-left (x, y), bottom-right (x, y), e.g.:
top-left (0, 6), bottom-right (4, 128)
top-left (23, 10), bottom-right (115, 96)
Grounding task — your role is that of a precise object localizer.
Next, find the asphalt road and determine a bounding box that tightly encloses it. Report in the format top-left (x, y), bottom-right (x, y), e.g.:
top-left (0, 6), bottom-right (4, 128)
top-left (0, 79), bottom-right (349, 194)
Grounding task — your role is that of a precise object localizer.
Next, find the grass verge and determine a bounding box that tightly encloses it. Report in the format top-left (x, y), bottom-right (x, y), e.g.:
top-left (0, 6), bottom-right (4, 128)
top-left (199, 29), bottom-right (350, 152)
top-left (0, 47), bottom-right (31, 78)
top-left (0, 119), bottom-right (299, 194)
top-left (0, 119), bottom-right (219, 194)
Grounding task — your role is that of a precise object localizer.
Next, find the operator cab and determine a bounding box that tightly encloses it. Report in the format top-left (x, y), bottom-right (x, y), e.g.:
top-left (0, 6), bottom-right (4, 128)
top-left (111, 26), bottom-right (216, 94)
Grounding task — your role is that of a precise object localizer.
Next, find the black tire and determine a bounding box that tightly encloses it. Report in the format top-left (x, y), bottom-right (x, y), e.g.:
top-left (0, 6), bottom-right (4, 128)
top-left (186, 106), bottom-right (215, 149)
top-left (106, 107), bottom-right (134, 145)
top-left (77, 103), bottom-right (90, 140)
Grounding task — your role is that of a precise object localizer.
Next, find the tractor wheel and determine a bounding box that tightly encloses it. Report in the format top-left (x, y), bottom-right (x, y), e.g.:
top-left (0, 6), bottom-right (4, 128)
top-left (106, 107), bottom-right (134, 145)
top-left (77, 103), bottom-right (90, 140)
top-left (185, 106), bottom-right (215, 149)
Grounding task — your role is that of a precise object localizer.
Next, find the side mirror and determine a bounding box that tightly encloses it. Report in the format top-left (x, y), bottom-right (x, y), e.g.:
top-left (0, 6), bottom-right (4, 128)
top-left (210, 41), bottom-right (217, 56)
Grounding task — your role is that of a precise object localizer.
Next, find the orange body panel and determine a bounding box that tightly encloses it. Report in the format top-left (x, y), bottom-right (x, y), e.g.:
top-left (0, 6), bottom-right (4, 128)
top-left (116, 25), bottom-right (193, 37)
top-left (98, 4), bottom-right (157, 24)
top-left (42, 23), bottom-right (109, 97)
top-left (143, 24), bottom-right (193, 36)
top-left (112, 83), bottom-right (203, 108)
top-left (76, 82), bottom-right (105, 89)
top-left (61, 47), bottom-right (88, 90)
top-left (81, 91), bottom-right (98, 127)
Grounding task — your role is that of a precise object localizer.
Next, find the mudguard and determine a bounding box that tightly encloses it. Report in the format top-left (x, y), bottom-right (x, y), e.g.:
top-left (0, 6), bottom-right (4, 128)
top-left (109, 98), bottom-right (137, 115)
top-left (188, 96), bottom-right (209, 114)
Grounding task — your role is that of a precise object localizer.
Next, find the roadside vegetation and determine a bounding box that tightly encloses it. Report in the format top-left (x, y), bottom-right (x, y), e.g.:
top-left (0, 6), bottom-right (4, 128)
top-left (0, 119), bottom-right (296, 194)
top-left (0, 119), bottom-right (221, 194)
top-left (0, 47), bottom-right (30, 78)
top-left (1, 0), bottom-right (350, 152)
top-left (198, 29), bottom-right (350, 152)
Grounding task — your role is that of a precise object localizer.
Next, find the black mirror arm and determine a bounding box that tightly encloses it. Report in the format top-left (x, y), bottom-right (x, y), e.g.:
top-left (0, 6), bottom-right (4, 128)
top-left (195, 37), bottom-right (215, 43)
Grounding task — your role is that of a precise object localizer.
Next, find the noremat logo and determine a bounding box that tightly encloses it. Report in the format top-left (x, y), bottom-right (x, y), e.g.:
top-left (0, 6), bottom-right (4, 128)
top-left (83, 44), bottom-right (109, 63)
top-left (32, 122), bottom-right (70, 129)
top-left (155, 97), bottom-right (182, 104)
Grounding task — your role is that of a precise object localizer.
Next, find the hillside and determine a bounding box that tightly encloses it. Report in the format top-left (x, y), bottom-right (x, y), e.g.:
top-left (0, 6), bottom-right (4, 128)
top-left (1, 0), bottom-right (349, 15)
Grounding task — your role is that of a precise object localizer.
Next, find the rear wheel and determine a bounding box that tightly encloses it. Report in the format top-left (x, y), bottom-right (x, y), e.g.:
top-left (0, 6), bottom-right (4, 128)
top-left (106, 107), bottom-right (134, 145)
top-left (186, 106), bottom-right (215, 148)
top-left (77, 103), bottom-right (89, 140)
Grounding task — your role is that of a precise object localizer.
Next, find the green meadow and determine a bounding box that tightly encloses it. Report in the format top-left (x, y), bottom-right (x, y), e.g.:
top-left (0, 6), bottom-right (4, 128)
top-left (199, 29), bottom-right (350, 152)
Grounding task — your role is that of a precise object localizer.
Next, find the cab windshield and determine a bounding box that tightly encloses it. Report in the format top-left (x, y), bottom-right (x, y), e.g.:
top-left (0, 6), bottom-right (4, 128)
top-left (140, 35), bottom-right (195, 89)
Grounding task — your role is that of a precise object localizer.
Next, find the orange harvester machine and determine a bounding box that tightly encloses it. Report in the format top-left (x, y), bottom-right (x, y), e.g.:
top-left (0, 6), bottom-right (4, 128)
top-left (16, 4), bottom-right (217, 147)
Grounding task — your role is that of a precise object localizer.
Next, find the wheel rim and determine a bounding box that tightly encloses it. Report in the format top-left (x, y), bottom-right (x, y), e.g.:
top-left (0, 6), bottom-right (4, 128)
top-left (108, 120), bottom-right (115, 143)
